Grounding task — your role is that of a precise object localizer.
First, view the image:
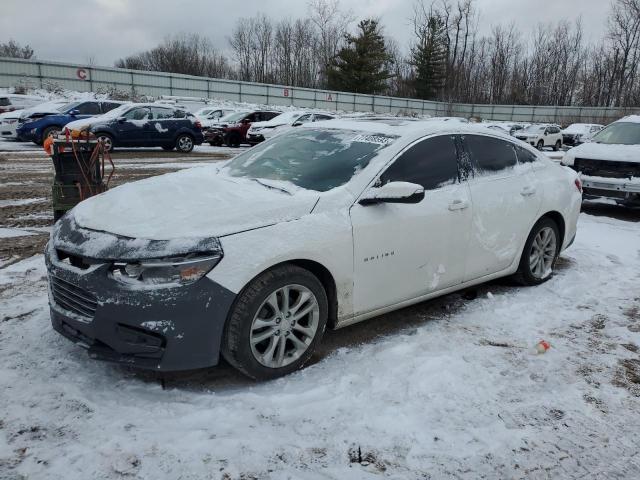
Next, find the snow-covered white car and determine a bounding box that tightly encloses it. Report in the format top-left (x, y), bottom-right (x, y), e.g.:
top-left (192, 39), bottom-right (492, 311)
top-left (0, 93), bottom-right (44, 113)
top-left (561, 123), bottom-right (604, 147)
top-left (246, 110), bottom-right (335, 145)
top-left (515, 124), bottom-right (563, 150)
top-left (46, 119), bottom-right (581, 379)
top-left (0, 109), bottom-right (23, 139)
top-left (485, 122), bottom-right (528, 136)
top-left (194, 107), bottom-right (239, 126)
top-left (562, 115), bottom-right (640, 206)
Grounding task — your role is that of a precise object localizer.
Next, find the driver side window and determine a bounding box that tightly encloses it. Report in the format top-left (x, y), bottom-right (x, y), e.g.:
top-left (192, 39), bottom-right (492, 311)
top-left (380, 135), bottom-right (459, 190)
top-left (123, 107), bottom-right (151, 121)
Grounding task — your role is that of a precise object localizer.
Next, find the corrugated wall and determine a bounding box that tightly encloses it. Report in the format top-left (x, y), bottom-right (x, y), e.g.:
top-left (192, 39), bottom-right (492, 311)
top-left (0, 57), bottom-right (634, 123)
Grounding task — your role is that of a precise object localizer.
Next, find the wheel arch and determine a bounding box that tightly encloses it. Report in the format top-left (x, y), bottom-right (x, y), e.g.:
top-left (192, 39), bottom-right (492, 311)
top-left (228, 259), bottom-right (339, 330)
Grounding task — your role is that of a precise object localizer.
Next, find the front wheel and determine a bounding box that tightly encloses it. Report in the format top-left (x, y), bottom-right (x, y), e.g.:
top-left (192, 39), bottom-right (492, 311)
top-left (553, 140), bottom-right (561, 151)
top-left (96, 133), bottom-right (114, 152)
top-left (176, 134), bottom-right (194, 153)
top-left (40, 126), bottom-right (61, 145)
top-left (222, 265), bottom-right (328, 380)
top-left (536, 140), bottom-right (544, 150)
top-left (513, 217), bottom-right (560, 285)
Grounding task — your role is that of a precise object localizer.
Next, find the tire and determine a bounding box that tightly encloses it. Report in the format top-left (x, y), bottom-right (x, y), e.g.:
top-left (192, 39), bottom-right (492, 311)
top-left (95, 133), bottom-right (114, 152)
top-left (536, 140), bottom-right (544, 151)
top-left (513, 217), bottom-right (560, 286)
top-left (553, 140), bottom-right (561, 151)
top-left (40, 126), bottom-right (61, 145)
top-left (221, 265), bottom-right (328, 380)
top-left (225, 132), bottom-right (242, 148)
top-left (175, 134), bottom-right (194, 153)
top-left (161, 145), bottom-right (174, 151)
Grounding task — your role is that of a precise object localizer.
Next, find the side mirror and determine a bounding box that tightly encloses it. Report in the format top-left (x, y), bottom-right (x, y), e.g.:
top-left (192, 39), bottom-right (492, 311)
top-left (359, 181), bottom-right (425, 206)
top-left (117, 117), bottom-right (126, 123)
top-left (292, 121), bottom-right (303, 127)
top-left (68, 109), bottom-right (80, 116)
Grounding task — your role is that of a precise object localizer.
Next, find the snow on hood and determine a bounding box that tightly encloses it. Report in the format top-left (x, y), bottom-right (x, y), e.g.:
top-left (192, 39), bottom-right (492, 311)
top-left (71, 166), bottom-right (320, 240)
top-left (568, 142), bottom-right (640, 163)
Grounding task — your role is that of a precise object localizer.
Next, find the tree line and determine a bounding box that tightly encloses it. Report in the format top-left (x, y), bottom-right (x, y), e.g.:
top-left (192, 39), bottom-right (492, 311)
top-left (3, 0), bottom-right (640, 108)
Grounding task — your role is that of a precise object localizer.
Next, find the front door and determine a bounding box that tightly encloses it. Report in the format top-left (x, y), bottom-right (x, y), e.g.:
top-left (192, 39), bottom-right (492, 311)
top-left (115, 106), bottom-right (153, 146)
top-left (350, 135), bottom-right (472, 315)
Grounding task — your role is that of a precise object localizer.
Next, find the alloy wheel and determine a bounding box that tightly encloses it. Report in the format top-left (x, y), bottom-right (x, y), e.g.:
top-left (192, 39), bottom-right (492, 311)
top-left (529, 226), bottom-right (557, 279)
top-left (178, 136), bottom-right (193, 152)
top-left (249, 284), bottom-right (320, 369)
top-left (97, 135), bottom-right (113, 152)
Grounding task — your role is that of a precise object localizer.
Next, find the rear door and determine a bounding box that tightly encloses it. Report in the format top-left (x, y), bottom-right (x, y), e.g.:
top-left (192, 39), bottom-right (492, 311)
top-left (150, 106), bottom-right (176, 144)
top-left (461, 134), bottom-right (542, 281)
top-left (350, 134), bottom-right (472, 315)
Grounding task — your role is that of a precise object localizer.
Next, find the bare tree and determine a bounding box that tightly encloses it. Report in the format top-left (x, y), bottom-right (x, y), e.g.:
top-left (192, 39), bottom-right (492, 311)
top-left (0, 39), bottom-right (34, 59)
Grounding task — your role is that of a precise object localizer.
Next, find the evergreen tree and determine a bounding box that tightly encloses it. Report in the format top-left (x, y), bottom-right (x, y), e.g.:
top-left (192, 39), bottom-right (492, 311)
top-left (411, 14), bottom-right (448, 100)
top-left (327, 19), bottom-right (392, 94)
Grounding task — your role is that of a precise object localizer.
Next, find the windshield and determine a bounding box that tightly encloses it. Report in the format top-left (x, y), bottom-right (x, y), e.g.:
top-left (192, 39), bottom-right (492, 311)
top-left (267, 111), bottom-right (304, 124)
top-left (98, 104), bottom-right (131, 119)
top-left (523, 125), bottom-right (545, 133)
top-left (61, 101), bottom-right (83, 113)
top-left (592, 122), bottom-right (640, 145)
top-left (225, 128), bottom-right (397, 192)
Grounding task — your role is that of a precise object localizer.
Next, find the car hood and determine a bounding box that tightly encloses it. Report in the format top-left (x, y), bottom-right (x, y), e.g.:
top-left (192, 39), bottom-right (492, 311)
top-left (567, 142), bottom-right (640, 163)
top-left (65, 117), bottom-right (100, 131)
top-left (70, 165), bottom-right (320, 241)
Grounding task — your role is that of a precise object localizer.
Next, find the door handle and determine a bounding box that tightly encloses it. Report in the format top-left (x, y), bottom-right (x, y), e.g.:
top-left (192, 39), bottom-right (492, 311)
top-left (520, 186), bottom-right (536, 196)
top-left (448, 199), bottom-right (469, 211)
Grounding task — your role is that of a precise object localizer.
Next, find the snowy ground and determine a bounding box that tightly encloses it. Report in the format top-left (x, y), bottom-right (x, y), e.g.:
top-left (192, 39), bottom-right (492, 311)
top-left (1, 205), bottom-right (640, 479)
top-left (2, 133), bottom-right (640, 478)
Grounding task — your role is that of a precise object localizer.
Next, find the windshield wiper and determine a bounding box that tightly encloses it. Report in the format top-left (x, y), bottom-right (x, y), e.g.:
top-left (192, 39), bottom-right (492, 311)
top-left (251, 178), bottom-right (293, 195)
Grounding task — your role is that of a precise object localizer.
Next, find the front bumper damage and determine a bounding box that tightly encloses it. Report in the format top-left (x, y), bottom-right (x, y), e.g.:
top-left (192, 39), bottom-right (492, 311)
top-left (45, 216), bottom-right (236, 371)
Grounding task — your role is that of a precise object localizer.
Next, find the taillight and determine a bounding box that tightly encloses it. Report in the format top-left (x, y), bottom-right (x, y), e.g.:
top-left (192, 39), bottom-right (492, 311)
top-left (195, 120), bottom-right (202, 130)
top-left (574, 178), bottom-right (582, 193)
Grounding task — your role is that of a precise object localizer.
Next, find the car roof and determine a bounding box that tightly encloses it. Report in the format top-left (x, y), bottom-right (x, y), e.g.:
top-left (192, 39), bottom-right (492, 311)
top-left (306, 117), bottom-right (517, 139)
top-left (616, 115), bottom-right (640, 124)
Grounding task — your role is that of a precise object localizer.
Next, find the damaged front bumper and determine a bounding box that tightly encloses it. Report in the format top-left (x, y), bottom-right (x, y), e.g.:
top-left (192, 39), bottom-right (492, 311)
top-left (45, 217), bottom-right (236, 371)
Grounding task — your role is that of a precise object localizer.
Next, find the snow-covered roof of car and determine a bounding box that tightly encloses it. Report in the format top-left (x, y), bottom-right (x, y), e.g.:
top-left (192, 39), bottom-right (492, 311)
top-left (307, 117), bottom-right (510, 138)
top-left (615, 115), bottom-right (640, 124)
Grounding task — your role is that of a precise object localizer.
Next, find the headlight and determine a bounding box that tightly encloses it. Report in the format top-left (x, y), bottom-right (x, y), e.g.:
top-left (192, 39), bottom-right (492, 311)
top-left (252, 127), bottom-right (263, 132)
top-left (31, 128), bottom-right (37, 134)
top-left (109, 253), bottom-right (222, 287)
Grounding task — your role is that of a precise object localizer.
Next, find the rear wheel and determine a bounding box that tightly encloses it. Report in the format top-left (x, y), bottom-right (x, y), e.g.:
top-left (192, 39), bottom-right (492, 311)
top-left (176, 134), bottom-right (194, 153)
top-left (536, 140), bottom-right (544, 150)
top-left (222, 265), bottom-right (328, 380)
top-left (513, 217), bottom-right (560, 285)
top-left (40, 126), bottom-right (61, 145)
top-left (95, 133), bottom-right (114, 152)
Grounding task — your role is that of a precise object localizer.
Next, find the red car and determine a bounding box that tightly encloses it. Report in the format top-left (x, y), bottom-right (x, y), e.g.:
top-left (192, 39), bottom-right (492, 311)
top-left (204, 110), bottom-right (281, 147)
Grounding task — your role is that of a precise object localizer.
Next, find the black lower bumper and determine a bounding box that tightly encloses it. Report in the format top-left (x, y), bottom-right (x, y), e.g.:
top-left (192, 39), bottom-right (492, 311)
top-left (45, 245), bottom-right (236, 371)
top-left (247, 134), bottom-right (265, 145)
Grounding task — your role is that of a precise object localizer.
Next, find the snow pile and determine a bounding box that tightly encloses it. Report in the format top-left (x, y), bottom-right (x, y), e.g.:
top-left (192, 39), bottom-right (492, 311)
top-left (1, 212), bottom-right (640, 478)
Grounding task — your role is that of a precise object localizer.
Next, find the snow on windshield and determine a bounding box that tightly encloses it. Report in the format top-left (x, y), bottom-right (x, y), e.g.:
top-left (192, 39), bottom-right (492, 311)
top-left (225, 128), bottom-right (397, 192)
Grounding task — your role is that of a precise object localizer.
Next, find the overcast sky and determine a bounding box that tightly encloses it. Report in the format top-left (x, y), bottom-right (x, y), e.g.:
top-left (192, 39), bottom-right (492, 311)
top-left (1, 0), bottom-right (612, 66)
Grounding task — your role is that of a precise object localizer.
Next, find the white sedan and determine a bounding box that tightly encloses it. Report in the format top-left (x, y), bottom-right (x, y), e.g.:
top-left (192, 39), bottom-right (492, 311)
top-left (0, 109), bottom-right (23, 139)
top-left (46, 119), bottom-right (581, 380)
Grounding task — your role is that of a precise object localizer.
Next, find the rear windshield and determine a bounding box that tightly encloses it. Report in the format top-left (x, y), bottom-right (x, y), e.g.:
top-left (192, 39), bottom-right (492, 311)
top-left (0, 98), bottom-right (10, 106)
top-left (592, 122), bottom-right (640, 145)
top-left (225, 128), bottom-right (397, 192)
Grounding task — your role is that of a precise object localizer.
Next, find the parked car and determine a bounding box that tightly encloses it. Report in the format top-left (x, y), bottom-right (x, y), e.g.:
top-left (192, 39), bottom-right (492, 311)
top-left (485, 122), bottom-right (528, 136)
top-left (561, 123), bottom-right (604, 147)
top-left (515, 124), bottom-right (563, 150)
top-left (247, 111), bottom-right (335, 145)
top-left (561, 115), bottom-right (640, 207)
top-left (198, 109), bottom-right (244, 129)
top-left (0, 94), bottom-right (45, 113)
top-left (204, 110), bottom-right (281, 147)
top-left (0, 110), bottom-right (23, 139)
top-left (64, 103), bottom-right (204, 153)
top-left (46, 119), bottom-right (581, 379)
top-left (16, 100), bottom-right (125, 144)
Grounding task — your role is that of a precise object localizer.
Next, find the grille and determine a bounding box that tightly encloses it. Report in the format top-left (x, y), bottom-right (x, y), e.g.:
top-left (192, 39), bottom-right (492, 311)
top-left (574, 158), bottom-right (640, 179)
top-left (50, 275), bottom-right (98, 318)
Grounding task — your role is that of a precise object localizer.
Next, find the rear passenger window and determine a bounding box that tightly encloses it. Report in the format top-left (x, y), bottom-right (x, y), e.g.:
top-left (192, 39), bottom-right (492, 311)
top-left (101, 102), bottom-right (121, 113)
top-left (380, 135), bottom-right (458, 190)
top-left (151, 107), bottom-right (174, 119)
top-left (173, 110), bottom-right (186, 119)
top-left (76, 102), bottom-right (101, 115)
top-left (464, 135), bottom-right (517, 173)
top-left (515, 145), bottom-right (538, 163)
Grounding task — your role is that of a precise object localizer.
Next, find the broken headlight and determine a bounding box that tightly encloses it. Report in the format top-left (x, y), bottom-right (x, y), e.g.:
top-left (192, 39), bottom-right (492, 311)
top-left (109, 254), bottom-right (222, 287)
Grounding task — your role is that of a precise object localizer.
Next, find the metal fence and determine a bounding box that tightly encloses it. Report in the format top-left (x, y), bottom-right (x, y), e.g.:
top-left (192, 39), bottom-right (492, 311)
top-left (0, 57), bottom-right (635, 124)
